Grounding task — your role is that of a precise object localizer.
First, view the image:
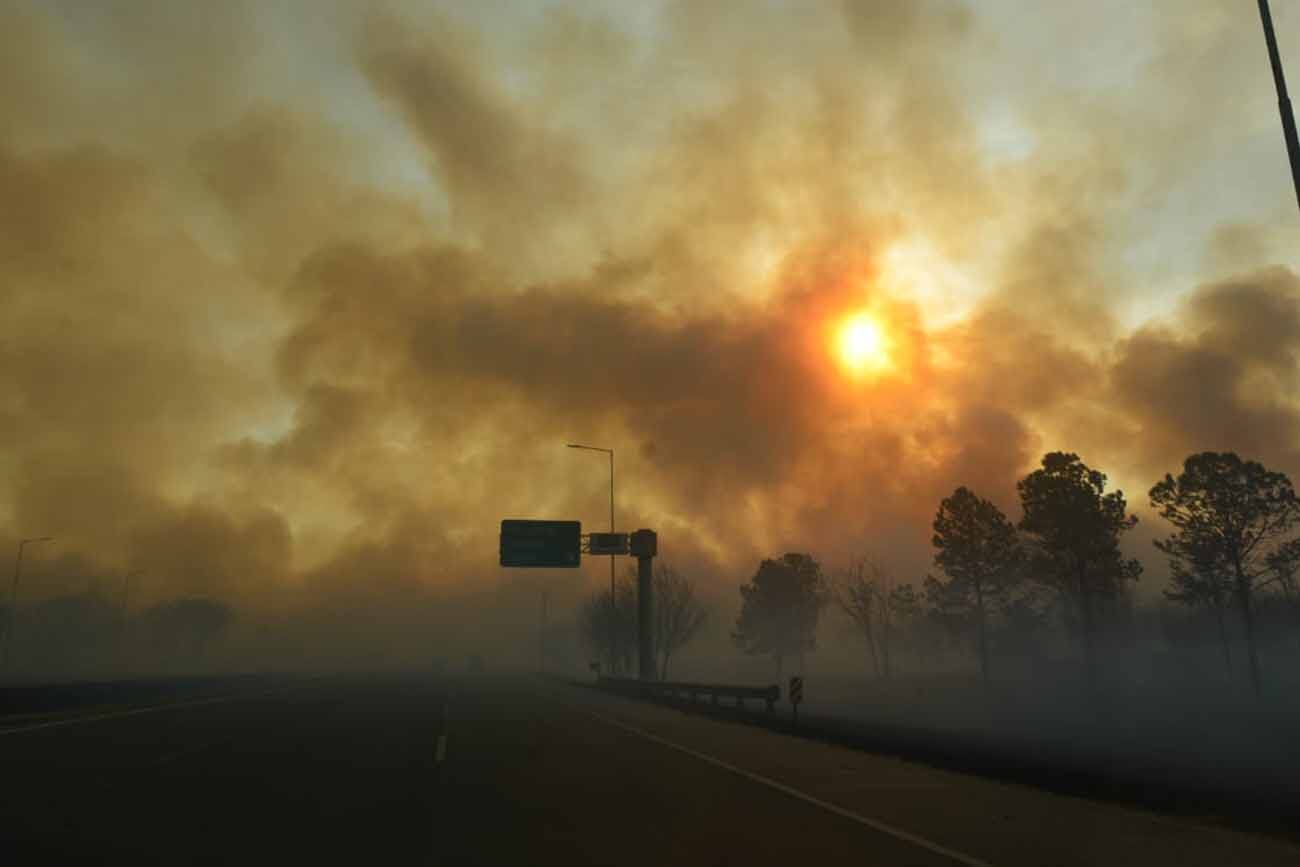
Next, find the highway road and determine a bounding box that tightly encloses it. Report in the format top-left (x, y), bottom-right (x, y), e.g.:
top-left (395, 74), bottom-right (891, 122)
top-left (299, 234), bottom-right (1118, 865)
top-left (2, 672), bottom-right (1298, 866)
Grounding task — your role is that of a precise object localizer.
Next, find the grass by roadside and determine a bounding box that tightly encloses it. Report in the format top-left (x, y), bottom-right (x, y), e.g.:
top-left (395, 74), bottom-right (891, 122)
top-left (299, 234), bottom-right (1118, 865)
top-left (565, 674), bottom-right (1300, 848)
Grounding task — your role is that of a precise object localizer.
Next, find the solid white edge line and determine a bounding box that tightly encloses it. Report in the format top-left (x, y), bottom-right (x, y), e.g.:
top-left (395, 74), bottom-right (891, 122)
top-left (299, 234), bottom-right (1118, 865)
top-left (589, 709), bottom-right (994, 867)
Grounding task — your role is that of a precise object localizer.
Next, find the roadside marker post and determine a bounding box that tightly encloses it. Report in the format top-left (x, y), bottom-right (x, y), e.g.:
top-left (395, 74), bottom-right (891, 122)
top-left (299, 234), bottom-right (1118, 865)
top-left (789, 676), bottom-right (803, 726)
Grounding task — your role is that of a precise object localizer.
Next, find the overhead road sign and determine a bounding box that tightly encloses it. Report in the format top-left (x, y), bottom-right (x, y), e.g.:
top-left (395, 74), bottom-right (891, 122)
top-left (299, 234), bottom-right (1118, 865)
top-left (587, 532), bottom-right (629, 556)
top-left (500, 520), bottom-right (581, 568)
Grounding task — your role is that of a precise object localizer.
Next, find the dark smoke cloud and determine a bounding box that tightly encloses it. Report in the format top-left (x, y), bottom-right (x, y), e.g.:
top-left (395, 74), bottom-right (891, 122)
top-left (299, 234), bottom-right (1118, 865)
top-left (1108, 267), bottom-right (1300, 478)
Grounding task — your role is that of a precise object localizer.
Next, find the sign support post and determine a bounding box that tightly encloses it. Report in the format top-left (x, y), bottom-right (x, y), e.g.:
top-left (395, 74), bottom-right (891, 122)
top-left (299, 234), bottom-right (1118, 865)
top-left (630, 529), bottom-right (657, 681)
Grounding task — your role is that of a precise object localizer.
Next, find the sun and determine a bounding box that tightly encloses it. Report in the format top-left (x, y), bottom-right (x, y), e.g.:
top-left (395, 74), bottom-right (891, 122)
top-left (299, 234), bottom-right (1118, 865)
top-left (835, 312), bottom-right (890, 375)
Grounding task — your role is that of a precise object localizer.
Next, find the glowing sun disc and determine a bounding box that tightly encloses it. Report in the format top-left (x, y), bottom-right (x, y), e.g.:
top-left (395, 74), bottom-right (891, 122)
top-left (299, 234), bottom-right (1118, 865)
top-left (836, 313), bottom-right (889, 374)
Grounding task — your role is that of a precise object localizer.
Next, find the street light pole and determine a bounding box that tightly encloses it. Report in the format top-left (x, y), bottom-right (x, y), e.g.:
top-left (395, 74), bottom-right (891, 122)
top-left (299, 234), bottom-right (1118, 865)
top-left (4, 536), bottom-right (53, 674)
top-left (566, 443), bottom-right (616, 670)
top-left (1258, 0), bottom-right (1300, 213)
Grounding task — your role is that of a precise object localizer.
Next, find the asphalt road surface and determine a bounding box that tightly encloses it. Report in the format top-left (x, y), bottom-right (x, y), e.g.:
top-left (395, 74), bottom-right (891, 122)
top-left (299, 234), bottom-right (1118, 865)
top-left (2, 673), bottom-right (1298, 866)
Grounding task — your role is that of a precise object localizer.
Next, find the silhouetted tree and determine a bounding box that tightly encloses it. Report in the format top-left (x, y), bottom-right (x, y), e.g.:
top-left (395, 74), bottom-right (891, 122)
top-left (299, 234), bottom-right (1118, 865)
top-left (613, 577), bottom-right (637, 672)
top-left (576, 590), bottom-right (610, 671)
top-left (733, 553), bottom-right (825, 677)
top-left (996, 589), bottom-right (1050, 660)
top-left (576, 576), bottom-right (636, 675)
top-left (930, 487), bottom-right (1024, 689)
top-left (1018, 452), bottom-right (1141, 689)
top-left (1150, 452), bottom-right (1300, 694)
top-left (885, 582), bottom-right (922, 673)
top-left (922, 573), bottom-right (968, 641)
top-left (652, 564), bottom-right (708, 680)
top-left (1266, 538), bottom-right (1300, 650)
top-left (581, 566), bottom-right (706, 679)
top-left (1161, 533), bottom-right (1234, 673)
top-left (894, 583), bottom-right (947, 670)
top-left (20, 592), bottom-right (118, 674)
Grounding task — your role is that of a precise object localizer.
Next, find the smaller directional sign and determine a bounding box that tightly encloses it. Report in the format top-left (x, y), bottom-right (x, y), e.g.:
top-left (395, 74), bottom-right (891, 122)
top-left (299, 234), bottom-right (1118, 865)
top-left (500, 519), bottom-right (581, 568)
top-left (587, 532), bottom-right (629, 556)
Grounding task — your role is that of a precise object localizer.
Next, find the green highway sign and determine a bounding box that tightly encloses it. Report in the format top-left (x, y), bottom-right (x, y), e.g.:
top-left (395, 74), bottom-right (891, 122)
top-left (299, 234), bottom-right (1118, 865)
top-left (587, 532), bottom-right (629, 556)
top-left (499, 519), bottom-right (582, 568)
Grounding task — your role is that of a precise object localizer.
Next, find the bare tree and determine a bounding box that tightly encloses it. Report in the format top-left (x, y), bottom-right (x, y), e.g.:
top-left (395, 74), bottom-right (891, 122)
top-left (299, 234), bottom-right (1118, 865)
top-left (832, 558), bottom-right (904, 681)
top-left (140, 597), bottom-right (234, 670)
top-left (834, 558), bottom-right (879, 677)
top-left (576, 576), bottom-right (636, 675)
top-left (651, 563), bottom-right (708, 680)
top-left (580, 565), bottom-right (707, 679)
top-left (885, 582), bottom-right (922, 674)
top-left (575, 591), bottom-right (609, 672)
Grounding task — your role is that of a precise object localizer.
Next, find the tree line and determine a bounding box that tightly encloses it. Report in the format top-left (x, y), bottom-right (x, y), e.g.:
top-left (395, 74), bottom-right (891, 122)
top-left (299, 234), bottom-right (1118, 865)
top-left (730, 450), bottom-right (1300, 697)
top-left (2, 591), bottom-right (235, 676)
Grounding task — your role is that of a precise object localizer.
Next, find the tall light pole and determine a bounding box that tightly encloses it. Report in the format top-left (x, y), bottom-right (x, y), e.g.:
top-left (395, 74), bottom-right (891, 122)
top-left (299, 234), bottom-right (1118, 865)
top-left (566, 443), bottom-right (616, 669)
top-left (1258, 0), bottom-right (1300, 213)
top-left (4, 536), bottom-right (53, 674)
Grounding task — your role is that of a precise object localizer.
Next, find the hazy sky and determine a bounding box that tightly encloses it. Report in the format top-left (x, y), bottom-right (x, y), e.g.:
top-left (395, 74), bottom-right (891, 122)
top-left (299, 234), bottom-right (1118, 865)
top-left (3, 0), bottom-right (1299, 628)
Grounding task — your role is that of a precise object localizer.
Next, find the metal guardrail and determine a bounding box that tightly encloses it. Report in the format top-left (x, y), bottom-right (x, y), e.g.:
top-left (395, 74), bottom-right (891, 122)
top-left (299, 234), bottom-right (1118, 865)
top-left (597, 676), bottom-right (781, 712)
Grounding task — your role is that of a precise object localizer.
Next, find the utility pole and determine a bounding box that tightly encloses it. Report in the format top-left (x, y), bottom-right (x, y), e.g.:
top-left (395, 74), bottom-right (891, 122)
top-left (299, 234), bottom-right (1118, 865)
top-left (1258, 0), bottom-right (1300, 213)
top-left (4, 536), bottom-right (53, 674)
